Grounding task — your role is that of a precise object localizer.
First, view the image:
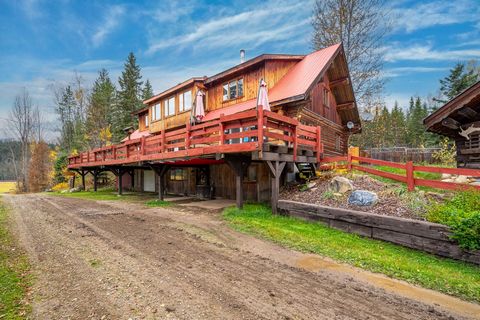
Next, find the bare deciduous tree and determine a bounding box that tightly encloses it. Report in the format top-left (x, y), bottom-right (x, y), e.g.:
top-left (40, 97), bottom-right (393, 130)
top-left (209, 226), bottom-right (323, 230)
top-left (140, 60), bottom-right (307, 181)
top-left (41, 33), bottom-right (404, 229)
top-left (312, 0), bottom-right (389, 110)
top-left (7, 88), bottom-right (37, 191)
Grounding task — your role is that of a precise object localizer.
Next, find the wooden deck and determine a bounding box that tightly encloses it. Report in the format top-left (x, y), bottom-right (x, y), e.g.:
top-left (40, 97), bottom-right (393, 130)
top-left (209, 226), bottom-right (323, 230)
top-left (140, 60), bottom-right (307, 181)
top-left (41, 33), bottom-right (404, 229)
top-left (67, 109), bottom-right (323, 169)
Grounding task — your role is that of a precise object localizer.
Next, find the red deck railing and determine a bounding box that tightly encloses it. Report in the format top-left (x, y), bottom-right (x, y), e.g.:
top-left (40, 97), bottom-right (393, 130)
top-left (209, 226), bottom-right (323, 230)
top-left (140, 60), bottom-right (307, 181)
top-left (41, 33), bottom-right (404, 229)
top-left (68, 109), bottom-right (323, 168)
top-left (320, 155), bottom-right (480, 191)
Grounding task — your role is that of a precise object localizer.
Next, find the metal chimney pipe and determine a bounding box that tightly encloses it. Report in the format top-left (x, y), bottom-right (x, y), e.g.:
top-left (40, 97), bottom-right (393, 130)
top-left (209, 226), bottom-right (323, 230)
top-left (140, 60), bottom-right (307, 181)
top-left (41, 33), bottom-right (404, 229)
top-left (240, 49), bottom-right (245, 63)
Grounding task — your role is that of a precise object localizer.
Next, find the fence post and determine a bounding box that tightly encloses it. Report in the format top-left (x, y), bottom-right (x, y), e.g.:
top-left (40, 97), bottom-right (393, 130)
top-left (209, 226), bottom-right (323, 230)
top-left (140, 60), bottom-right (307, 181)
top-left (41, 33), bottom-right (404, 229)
top-left (406, 161), bottom-right (414, 191)
top-left (347, 150), bottom-right (352, 171)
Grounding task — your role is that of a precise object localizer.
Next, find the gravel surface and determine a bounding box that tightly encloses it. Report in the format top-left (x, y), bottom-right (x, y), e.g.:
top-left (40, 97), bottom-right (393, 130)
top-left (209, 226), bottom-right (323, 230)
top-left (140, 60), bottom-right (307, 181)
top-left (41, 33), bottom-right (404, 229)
top-left (3, 194), bottom-right (474, 319)
top-left (281, 174), bottom-right (430, 220)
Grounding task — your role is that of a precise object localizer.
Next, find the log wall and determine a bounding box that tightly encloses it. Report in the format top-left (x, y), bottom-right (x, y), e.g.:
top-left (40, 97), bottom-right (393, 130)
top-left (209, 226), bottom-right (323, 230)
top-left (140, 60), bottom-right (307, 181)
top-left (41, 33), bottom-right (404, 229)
top-left (278, 200), bottom-right (480, 265)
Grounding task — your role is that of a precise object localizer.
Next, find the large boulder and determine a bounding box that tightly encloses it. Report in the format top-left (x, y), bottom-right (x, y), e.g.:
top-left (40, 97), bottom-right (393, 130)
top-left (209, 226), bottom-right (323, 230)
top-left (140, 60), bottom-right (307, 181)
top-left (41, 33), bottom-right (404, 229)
top-left (328, 176), bottom-right (354, 194)
top-left (348, 190), bottom-right (378, 207)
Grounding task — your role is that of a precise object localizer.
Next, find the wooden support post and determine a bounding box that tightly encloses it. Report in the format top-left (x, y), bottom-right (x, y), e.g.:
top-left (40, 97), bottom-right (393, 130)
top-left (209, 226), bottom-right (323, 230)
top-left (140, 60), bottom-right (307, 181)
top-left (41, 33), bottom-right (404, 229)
top-left (161, 130), bottom-right (166, 153)
top-left (141, 136), bottom-right (146, 156)
top-left (266, 160), bottom-right (286, 214)
top-left (92, 169), bottom-right (99, 192)
top-left (150, 165), bottom-right (169, 200)
top-left (406, 161), bottom-right (415, 191)
top-left (118, 169), bottom-right (123, 195)
top-left (293, 124), bottom-right (298, 162)
top-left (225, 155), bottom-right (251, 209)
top-left (81, 170), bottom-right (87, 190)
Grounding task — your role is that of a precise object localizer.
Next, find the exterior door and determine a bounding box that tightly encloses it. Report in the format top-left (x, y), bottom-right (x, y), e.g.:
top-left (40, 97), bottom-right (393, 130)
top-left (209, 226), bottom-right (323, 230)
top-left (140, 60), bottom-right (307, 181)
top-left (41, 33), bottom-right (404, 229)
top-left (143, 170), bottom-right (156, 192)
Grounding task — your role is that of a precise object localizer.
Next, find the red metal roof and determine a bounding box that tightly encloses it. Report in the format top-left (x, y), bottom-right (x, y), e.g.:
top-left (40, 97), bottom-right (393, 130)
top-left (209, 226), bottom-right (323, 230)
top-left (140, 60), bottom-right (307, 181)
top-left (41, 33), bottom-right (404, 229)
top-left (121, 129), bottom-right (151, 142)
top-left (202, 99), bottom-right (257, 122)
top-left (269, 43), bottom-right (341, 103)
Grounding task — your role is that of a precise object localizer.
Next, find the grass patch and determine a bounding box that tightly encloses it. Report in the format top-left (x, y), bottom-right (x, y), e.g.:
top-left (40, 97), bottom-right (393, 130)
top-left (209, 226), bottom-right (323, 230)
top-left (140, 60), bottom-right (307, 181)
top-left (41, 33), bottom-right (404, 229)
top-left (223, 204), bottom-right (480, 302)
top-left (0, 182), bottom-right (16, 194)
top-left (89, 259), bottom-right (101, 268)
top-left (145, 199), bottom-right (173, 207)
top-left (0, 197), bottom-right (31, 319)
top-left (51, 188), bottom-right (156, 202)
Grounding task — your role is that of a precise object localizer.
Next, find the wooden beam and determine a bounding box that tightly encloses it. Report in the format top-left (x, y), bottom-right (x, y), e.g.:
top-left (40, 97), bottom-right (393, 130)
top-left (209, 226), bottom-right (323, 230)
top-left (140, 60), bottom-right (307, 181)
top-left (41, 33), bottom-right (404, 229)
top-left (329, 77), bottom-right (349, 88)
top-left (336, 101), bottom-right (355, 110)
top-left (457, 107), bottom-right (478, 118)
top-left (441, 117), bottom-right (460, 129)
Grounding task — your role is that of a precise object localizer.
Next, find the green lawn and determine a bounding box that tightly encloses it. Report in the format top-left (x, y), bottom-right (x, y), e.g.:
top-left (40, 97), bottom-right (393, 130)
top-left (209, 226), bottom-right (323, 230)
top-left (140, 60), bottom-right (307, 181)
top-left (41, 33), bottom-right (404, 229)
top-left (0, 197), bottom-right (31, 319)
top-left (51, 188), bottom-right (158, 202)
top-left (145, 199), bottom-right (173, 207)
top-left (223, 204), bottom-right (480, 303)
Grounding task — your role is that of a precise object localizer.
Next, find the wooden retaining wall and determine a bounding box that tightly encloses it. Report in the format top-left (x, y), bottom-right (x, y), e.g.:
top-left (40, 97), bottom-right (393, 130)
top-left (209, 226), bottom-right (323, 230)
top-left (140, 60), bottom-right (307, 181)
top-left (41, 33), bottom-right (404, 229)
top-left (278, 200), bottom-right (480, 265)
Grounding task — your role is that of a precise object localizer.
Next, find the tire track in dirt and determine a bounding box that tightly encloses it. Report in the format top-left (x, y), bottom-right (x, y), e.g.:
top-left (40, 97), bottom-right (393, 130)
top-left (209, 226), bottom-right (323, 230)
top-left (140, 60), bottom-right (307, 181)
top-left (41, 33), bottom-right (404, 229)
top-left (5, 194), bottom-right (474, 320)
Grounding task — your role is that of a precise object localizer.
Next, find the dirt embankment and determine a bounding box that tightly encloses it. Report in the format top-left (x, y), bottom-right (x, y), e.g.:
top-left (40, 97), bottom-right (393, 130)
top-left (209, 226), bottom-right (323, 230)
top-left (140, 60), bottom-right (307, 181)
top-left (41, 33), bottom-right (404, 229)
top-left (4, 194), bottom-right (477, 319)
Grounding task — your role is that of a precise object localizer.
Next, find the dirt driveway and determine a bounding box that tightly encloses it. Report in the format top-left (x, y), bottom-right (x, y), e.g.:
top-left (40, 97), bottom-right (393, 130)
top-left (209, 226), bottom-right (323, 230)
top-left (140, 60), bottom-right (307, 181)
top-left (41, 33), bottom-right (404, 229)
top-left (4, 194), bottom-right (479, 320)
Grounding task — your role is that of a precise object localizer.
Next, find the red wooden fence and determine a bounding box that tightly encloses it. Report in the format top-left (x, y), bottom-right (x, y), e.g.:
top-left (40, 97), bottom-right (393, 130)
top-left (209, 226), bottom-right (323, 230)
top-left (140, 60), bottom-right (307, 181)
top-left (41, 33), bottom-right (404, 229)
top-left (68, 109), bottom-right (323, 168)
top-left (320, 155), bottom-right (480, 192)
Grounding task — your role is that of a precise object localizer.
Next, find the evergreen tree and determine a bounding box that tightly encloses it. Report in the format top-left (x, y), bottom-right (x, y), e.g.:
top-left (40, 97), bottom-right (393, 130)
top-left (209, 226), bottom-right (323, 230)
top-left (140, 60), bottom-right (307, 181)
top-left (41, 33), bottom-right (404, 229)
top-left (56, 86), bottom-right (78, 152)
top-left (438, 62), bottom-right (478, 103)
top-left (390, 101), bottom-right (406, 146)
top-left (86, 69), bottom-right (116, 148)
top-left (406, 97), bottom-right (429, 147)
top-left (114, 52), bottom-right (143, 141)
top-left (142, 79), bottom-right (154, 100)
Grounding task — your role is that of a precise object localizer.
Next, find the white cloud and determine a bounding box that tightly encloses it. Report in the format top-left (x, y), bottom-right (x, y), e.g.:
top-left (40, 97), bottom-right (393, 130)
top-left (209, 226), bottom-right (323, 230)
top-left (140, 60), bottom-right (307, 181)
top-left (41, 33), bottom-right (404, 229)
top-left (146, 1), bottom-right (309, 55)
top-left (382, 66), bottom-right (448, 78)
top-left (390, 0), bottom-right (480, 33)
top-left (92, 5), bottom-right (125, 47)
top-left (384, 44), bottom-right (480, 62)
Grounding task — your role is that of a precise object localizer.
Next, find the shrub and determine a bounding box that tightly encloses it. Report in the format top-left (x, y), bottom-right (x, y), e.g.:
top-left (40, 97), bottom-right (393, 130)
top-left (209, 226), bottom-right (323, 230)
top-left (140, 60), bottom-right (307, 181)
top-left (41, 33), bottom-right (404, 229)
top-left (427, 191), bottom-right (480, 250)
top-left (432, 138), bottom-right (456, 167)
top-left (51, 182), bottom-right (69, 192)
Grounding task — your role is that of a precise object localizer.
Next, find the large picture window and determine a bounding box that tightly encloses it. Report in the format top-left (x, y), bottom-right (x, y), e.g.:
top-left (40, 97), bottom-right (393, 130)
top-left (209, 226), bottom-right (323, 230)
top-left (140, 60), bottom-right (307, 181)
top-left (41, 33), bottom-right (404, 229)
top-left (222, 78), bottom-right (244, 101)
top-left (164, 96), bottom-right (175, 117)
top-left (179, 90), bottom-right (192, 112)
top-left (170, 168), bottom-right (186, 181)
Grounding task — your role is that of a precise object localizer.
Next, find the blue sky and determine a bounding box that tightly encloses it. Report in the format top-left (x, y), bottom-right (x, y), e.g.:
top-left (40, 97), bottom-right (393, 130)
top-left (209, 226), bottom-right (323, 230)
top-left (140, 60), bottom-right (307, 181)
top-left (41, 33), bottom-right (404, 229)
top-left (1, 0), bottom-right (480, 139)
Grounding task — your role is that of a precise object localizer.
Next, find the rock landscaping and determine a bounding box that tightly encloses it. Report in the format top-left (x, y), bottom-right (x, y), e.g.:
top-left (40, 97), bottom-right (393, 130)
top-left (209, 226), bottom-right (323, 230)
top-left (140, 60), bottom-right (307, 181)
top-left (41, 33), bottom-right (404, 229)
top-left (281, 172), bottom-right (437, 220)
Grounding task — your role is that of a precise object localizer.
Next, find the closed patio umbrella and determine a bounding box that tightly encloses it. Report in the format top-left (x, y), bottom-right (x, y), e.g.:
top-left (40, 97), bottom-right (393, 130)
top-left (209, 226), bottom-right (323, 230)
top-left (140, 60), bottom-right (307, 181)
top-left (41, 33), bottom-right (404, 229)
top-left (256, 79), bottom-right (270, 111)
top-left (193, 90), bottom-right (206, 122)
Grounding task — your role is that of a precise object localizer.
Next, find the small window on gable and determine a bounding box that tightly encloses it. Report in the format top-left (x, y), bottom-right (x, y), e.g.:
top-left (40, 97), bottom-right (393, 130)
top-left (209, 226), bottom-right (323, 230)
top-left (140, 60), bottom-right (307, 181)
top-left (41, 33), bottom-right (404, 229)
top-left (323, 88), bottom-right (329, 107)
top-left (223, 78), bottom-right (244, 101)
top-left (179, 90), bottom-right (192, 112)
top-left (164, 96), bottom-right (175, 117)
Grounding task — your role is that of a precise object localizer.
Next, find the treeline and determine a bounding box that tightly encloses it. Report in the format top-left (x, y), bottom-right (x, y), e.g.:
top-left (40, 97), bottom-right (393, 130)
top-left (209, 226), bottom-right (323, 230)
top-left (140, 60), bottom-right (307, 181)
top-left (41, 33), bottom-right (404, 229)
top-left (54, 52), bottom-right (153, 156)
top-left (51, 52), bottom-right (153, 186)
top-left (0, 140), bottom-right (21, 181)
top-left (352, 61), bottom-right (480, 149)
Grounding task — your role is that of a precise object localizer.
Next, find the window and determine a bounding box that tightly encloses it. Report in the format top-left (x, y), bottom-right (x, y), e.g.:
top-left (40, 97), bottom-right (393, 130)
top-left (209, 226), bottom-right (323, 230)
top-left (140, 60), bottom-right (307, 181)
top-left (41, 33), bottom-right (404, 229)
top-left (179, 90), bottom-right (192, 112)
top-left (152, 103), bottom-right (161, 121)
top-left (323, 88), bottom-right (329, 106)
top-left (222, 78), bottom-right (244, 101)
top-left (170, 168), bottom-right (186, 181)
top-left (335, 134), bottom-right (342, 151)
top-left (144, 114), bottom-right (149, 127)
top-left (164, 96), bottom-right (175, 117)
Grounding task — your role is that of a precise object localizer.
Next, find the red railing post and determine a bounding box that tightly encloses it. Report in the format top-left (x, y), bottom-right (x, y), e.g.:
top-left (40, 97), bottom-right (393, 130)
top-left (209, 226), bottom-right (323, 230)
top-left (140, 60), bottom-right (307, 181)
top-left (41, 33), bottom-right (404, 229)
top-left (141, 136), bottom-right (146, 155)
top-left (406, 161), bottom-right (415, 191)
top-left (113, 146), bottom-right (116, 160)
top-left (219, 114), bottom-right (225, 145)
top-left (185, 122), bottom-right (191, 149)
top-left (293, 124), bottom-right (298, 162)
top-left (161, 129), bottom-right (166, 153)
top-left (316, 126), bottom-right (322, 163)
top-left (257, 109), bottom-right (264, 147)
